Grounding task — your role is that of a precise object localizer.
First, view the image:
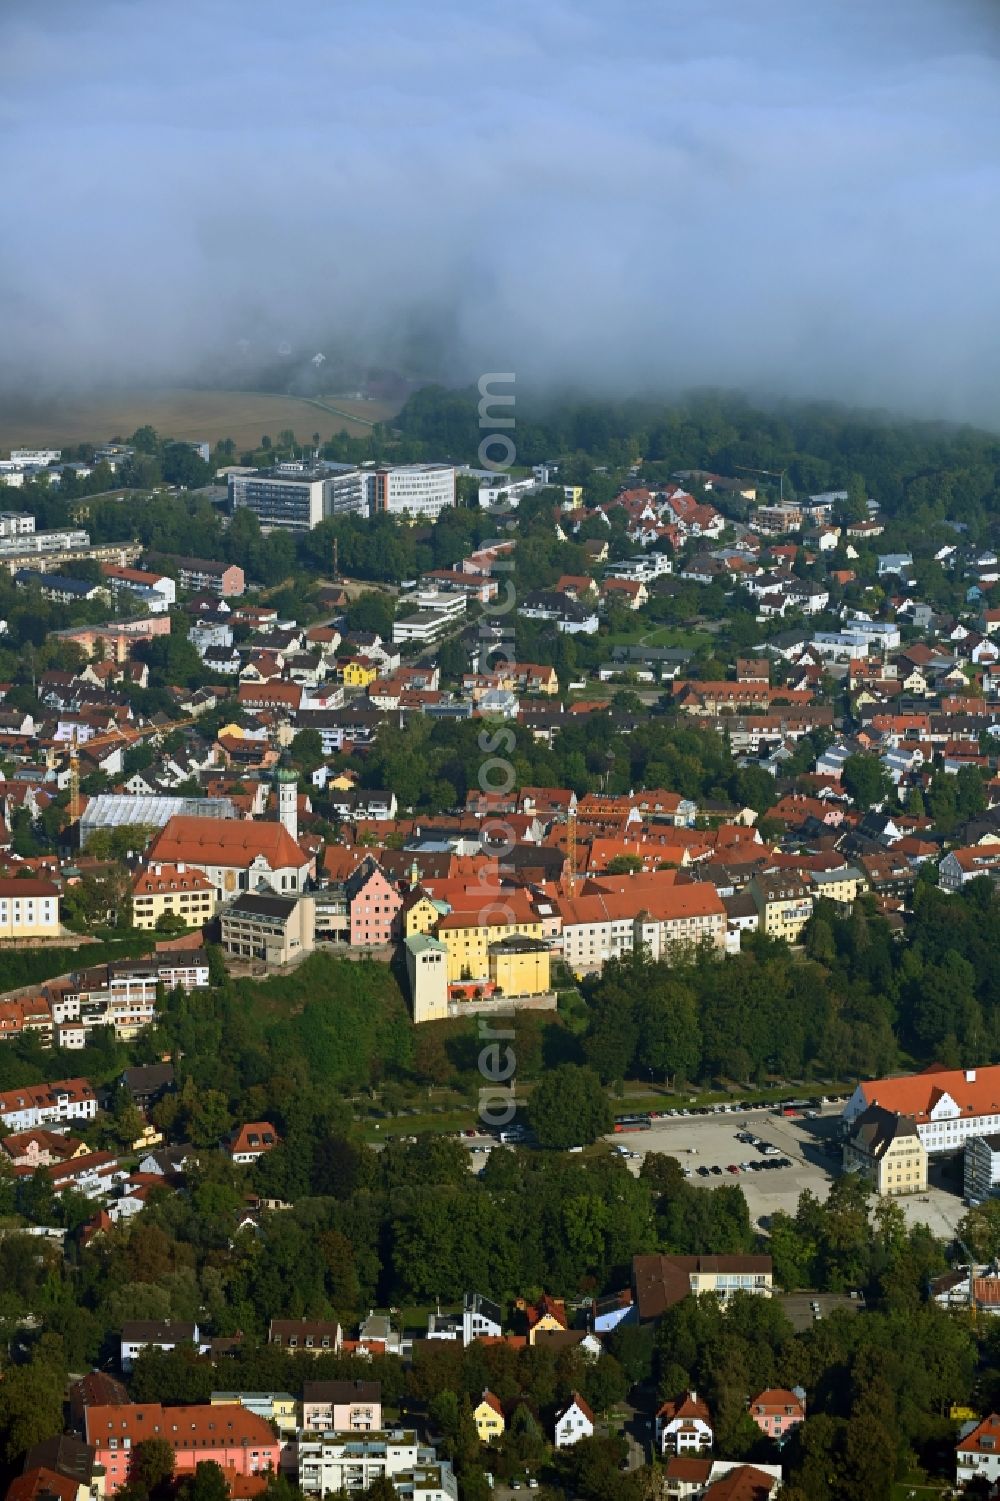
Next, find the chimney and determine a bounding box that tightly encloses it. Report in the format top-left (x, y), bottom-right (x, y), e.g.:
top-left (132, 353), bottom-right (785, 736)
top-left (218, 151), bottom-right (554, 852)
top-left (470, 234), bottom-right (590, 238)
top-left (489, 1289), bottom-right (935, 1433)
top-left (967, 1069), bottom-right (977, 1083)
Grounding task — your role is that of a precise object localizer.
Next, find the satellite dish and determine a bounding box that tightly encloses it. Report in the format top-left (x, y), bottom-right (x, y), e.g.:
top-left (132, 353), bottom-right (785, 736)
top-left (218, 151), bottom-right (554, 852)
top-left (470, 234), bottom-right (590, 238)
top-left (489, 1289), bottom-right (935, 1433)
top-left (312, 352), bottom-right (326, 367)
top-left (277, 341), bottom-right (292, 356)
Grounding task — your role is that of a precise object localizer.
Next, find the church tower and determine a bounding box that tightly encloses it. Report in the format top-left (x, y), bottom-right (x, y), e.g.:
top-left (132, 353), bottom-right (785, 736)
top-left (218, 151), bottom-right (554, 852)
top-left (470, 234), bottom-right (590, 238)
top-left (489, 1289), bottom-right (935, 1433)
top-left (275, 759), bottom-right (298, 844)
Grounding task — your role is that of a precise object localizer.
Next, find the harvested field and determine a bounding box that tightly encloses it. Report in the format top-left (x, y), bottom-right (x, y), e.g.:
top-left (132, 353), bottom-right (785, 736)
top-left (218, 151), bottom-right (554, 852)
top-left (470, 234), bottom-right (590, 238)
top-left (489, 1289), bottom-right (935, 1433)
top-left (0, 388), bottom-right (402, 452)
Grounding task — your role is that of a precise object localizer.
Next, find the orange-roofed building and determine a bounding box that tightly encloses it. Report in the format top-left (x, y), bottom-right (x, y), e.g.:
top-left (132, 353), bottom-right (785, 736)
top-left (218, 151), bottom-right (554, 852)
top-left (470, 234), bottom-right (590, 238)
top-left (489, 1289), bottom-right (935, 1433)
top-left (473, 1390), bottom-right (505, 1444)
top-left (957, 1413), bottom-right (1000, 1488)
top-left (523, 1294), bottom-right (567, 1344)
top-left (844, 1063), bottom-right (1000, 1155)
top-left (130, 861), bottom-right (217, 930)
top-left (434, 892), bottom-right (543, 983)
top-left (556, 883), bottom-right (726, 976)
top-left (148, 816), bottom-right (311, 903)
top-left (702, 1465), bottom-right (782, 1501)
top-left (657, 1390), bottom-right (713, 1455)
top-left (229, 1122), bottom-right (280, 1164)
top-left (7, 1469), bottom-right (80, 1501)
top-left (85, 1404), bottom-right (280, 1493)
top-left (748, 1387), bottom-right (805, 1440)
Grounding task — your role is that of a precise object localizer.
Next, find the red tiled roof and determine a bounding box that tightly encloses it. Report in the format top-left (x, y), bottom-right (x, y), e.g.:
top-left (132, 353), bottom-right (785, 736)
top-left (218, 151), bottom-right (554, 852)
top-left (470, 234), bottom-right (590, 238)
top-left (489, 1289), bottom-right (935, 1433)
top-left (857, 1064), bottom-right (1000, 1125)
top-left (149, 816), bottom-right (307, 872)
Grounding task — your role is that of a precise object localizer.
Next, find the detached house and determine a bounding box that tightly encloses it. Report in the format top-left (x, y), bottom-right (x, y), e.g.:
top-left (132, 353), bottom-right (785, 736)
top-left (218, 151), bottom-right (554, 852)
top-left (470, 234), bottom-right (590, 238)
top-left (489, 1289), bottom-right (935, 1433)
top-left (749, 1387), bottom-right (806, 1441)
top-left (554, 1393), bottom-right (595, 1448)
top-left (957, 1413), bottom-right (1000, 1489)
top-left (473, 1390), bottom-right (505, 1444)
top-left (658, 1391), bottom-right (713, 1455)
top-left (843, 1105), bottom-right (927, 1196)
top-left (120, 1319), bottom-right (202, 1373)
top-left (523, 1293), bottom-right (568, 1344)
top-left (229, 1122), bottom-right (279, 1164)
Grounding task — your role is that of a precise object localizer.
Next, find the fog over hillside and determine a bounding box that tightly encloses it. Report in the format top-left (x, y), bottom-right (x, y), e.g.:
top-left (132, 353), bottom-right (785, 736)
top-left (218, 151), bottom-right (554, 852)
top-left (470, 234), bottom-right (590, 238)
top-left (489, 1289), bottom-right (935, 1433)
top-left (2, 0), bottom-right (999, 420)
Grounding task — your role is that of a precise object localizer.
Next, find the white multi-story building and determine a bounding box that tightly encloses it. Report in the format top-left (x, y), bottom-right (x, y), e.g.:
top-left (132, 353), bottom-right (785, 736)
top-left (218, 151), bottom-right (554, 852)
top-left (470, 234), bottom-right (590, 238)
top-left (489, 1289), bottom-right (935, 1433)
top-left (478, 476), bottom-right (537, 509)
top-left (10, 449), bottom-right (60, 466)
top-left (0, 513), bottom-right (36, 538)
top-left (0, 1078), bottom-right (97, 1131)
top-left (844, 1065), bottom-right (1000, 1155)
top-left (326, 467), bottom-right (368, 517)
top-left (293, 1431), bottom-right (456, 1501)
top-left (0, 877), bottom-right (60, 939)
top-left (368, 465), bottom-right (456, 520)
top-left (230, 464), bottom-right (329, 532)
top-left (0, 527), bottom-right (89, 556)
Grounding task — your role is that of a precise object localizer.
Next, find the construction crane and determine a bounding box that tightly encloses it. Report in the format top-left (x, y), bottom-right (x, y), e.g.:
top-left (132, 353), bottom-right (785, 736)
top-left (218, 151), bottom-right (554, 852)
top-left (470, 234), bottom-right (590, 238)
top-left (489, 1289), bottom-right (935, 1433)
top-left (66, 716), bottom-right (198, 822)
top-left (733, 464), bottom-right (788, 502)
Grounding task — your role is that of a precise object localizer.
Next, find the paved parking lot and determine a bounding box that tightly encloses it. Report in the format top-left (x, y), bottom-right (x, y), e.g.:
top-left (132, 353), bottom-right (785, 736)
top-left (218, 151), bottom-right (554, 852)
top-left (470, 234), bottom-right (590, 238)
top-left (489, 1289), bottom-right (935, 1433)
top-left (606, 1103), bottom-right (966, 1240)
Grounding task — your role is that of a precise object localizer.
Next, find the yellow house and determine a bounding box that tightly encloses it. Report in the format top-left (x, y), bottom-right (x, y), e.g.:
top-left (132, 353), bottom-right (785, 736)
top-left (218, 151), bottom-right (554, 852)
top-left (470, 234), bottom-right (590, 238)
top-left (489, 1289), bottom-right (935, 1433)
top-left (488, 936), bottom-right (551, 997)
top-left (843, 1105), bottom-right (928, 1196)
top-left (403, 890), bottom-right (445, 939)
top-left (473, 1390), bottom-right (505, 1444)
top-left (131, 1123), bottom-right (164, 1152)
top-left (341, 658), bottom-right (378, 688)
top-left (436, 903), bottom-right (544, 984)
top-left (130, 861), bottom-right (218, 930)
top-left (329, 771), bottom-right (359, 791)
top-left (524, 1294), bottom-right (568, 1344)
top-left (749, 873), bottom-right (813, 944)
top-left (810, 867), bottom-right (867, 908)
top-left (210, 1391), bottom-right (298, 1436)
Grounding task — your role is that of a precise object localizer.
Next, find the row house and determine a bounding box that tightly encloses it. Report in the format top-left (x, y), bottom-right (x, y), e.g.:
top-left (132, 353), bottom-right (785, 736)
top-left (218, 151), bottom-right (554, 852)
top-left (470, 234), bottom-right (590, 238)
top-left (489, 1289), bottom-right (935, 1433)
top-left (344, 858), bottom-right (403, 947)
top-left (0, 1077), bottom-right (97, 1131)
top-left (301, 1380), bottom-right (383, 1433)
top-left (268, 1318), bottom-right (343, 1354)
top-left (674, 681), bottom-right (813, 716)
top-left (0, 993), bottom-right (53, 1045)
top-left (46, 1148), bottom-right (119, 1198)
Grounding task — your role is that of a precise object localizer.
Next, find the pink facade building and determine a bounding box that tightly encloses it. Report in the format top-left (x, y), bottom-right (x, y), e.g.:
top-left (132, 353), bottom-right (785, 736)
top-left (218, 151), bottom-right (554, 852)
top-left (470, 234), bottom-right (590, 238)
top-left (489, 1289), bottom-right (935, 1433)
top-left (86, 1403), bottom-right (279, 1493)
top-left (345, 858), bottom-right (402, 947)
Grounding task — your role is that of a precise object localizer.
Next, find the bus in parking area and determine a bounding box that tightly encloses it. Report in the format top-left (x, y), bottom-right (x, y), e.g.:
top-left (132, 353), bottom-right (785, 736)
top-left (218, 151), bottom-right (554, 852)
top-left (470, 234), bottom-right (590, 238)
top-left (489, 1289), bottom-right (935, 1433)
top-left (614, 1114), bottom-right (652, 1132)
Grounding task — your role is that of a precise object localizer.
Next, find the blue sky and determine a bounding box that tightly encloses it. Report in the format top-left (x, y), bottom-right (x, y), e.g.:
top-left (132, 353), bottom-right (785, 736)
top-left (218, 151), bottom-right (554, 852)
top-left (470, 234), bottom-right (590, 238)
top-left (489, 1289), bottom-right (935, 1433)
top-left (2, 0), bottom-right (999, 418)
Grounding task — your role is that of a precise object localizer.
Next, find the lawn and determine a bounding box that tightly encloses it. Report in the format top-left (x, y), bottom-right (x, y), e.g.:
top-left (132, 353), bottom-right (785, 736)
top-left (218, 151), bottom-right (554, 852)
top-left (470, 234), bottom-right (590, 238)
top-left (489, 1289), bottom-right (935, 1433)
top-left (890, 1475), bottom-right (951, 1501)
top-left (0, 388), bottom-right (401, 451)
top-left (598, 622), bottom-right (713, 651)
